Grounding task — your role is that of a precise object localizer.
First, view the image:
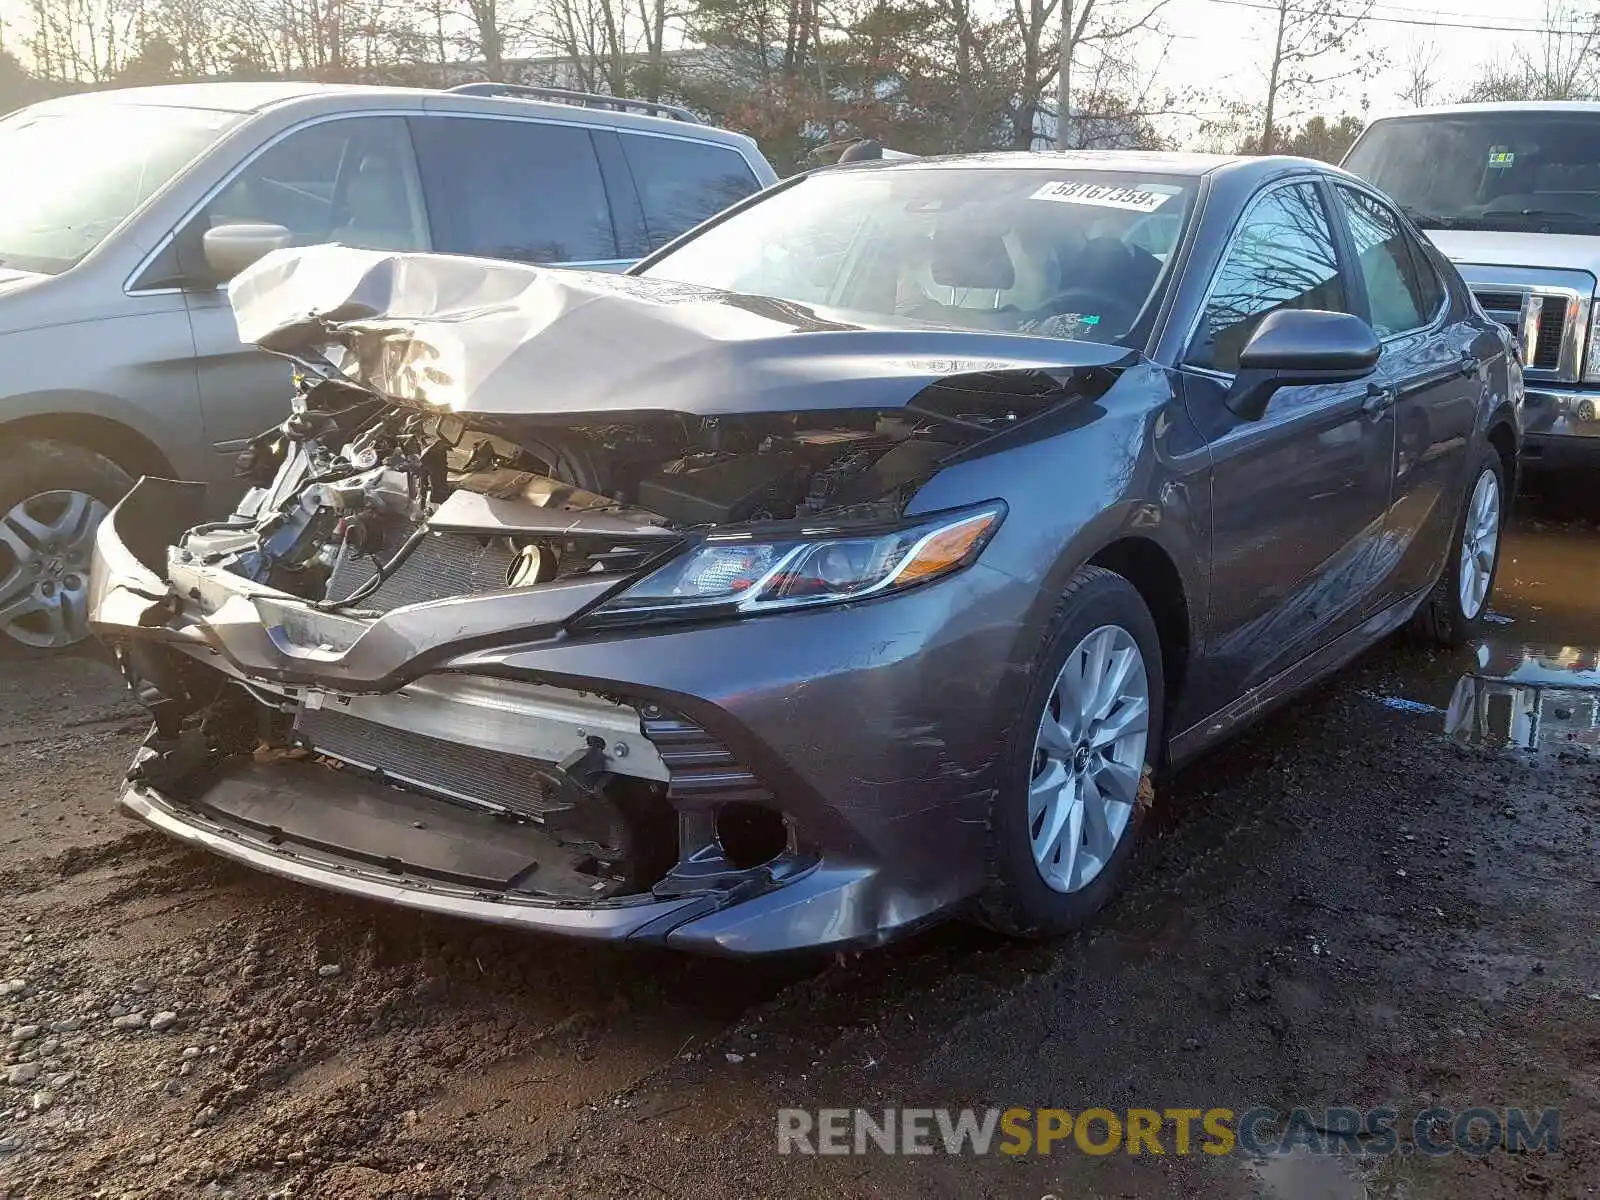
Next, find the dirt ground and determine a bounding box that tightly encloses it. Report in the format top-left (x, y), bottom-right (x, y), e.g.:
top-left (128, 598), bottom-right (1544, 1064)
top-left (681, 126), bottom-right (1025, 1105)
top-left (1, 483), bottom-right (1597, 1200)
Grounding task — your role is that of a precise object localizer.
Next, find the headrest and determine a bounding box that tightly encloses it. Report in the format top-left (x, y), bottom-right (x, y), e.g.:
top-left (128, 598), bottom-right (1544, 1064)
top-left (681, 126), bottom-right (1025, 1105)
top-left (931, 224), bottom-right (1015, 290)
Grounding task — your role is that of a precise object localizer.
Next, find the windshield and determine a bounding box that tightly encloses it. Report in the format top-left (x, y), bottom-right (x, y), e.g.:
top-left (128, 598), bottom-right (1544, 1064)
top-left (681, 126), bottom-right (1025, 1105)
top-left (1345, 113), bottom-right (1600, 234)
top-left (0, 104), bottom-right (236, 274)
top-left (637, 167), bottom-right (1195, 345)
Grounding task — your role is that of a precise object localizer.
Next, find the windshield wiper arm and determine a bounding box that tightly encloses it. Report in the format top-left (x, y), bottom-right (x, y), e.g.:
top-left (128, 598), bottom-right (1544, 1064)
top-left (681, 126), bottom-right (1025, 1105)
top-left (1399, 206), bottom-right (1462, 229)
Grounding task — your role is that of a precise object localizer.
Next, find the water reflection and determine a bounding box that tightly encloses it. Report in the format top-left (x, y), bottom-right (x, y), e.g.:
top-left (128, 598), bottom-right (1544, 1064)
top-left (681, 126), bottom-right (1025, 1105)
top-left (1445, 640), bottom-right (1600, 754)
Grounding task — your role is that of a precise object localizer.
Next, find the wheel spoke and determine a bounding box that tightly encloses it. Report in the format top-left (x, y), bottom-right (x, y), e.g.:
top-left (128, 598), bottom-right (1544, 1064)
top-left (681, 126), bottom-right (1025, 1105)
top-left (1054, 653), bottom-right (1091, 741)
top-left (5, 504), bottom-right (53, 546)
top-left (60, 585), bottom-right (88, 641)
top-left (1037, 715), bottom-right (1074, 757)
top-left (1042, 787), bottom-right (1084, 890)
top-left (1091, 646), bottom-right (1137, 722)
top-left (1029, 759), bottom-right (1069, 823)
top-left (1091, 697), bottom-right (1149, 749)
top-left (1094, 757), bottom-right (1141, 807)
top-left (0, 513), bottom-right (41, 564)
top-left (1080, 771), bottom-right (1113, 859)
top-left (1032, 769), bottom-right (1076, 860)
top-left (0, 587), bottom-right (46, 627)
top-left (48, 491), bottom-right (91, 544)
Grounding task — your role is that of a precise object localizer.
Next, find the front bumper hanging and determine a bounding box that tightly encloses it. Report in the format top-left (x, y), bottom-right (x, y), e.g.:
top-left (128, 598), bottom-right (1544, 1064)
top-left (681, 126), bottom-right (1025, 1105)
top-left (89, 479), bottom-right (1026, 954)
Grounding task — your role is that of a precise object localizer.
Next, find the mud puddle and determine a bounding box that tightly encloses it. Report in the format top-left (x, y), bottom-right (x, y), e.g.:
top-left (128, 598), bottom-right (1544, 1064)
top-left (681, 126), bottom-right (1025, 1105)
top-left (1446, 640), bottom-right (1600, 756)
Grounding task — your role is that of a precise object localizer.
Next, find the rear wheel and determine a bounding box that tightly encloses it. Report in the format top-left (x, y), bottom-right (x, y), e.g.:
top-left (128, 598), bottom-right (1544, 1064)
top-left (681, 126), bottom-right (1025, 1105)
top-left (0, 439), bottom-right (130, 656)
top-left (976, 566), bottom-right (1164, 937)
top-left (1413, 446), bottom-right (1505, 648)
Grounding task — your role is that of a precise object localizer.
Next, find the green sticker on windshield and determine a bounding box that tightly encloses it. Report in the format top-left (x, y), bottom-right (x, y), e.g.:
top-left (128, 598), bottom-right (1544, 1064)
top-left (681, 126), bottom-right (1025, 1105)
top-left (1081, 315), bottom-right (1101, 325)
top-left (1489, 150), bottom-right (1514, 168)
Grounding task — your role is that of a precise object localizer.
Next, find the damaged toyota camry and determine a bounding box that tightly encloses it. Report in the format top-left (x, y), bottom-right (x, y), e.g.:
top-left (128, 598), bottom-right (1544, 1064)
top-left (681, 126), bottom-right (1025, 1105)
top-left (89, 152), bottom-right (1521, 955)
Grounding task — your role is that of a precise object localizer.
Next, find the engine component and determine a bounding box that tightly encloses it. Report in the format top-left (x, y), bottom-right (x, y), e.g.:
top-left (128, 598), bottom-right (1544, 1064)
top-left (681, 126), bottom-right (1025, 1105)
top-left (825, 438), bottom-right (955, 510)
top-left (637, 455), bottom-right (804, 525)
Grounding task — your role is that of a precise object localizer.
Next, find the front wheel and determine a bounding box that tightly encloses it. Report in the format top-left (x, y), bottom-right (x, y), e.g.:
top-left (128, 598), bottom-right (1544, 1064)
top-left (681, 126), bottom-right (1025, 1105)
top-left (976, 566), bottom-right (1164, 938)
top-left (0, 439), bottom-right (130, 656)
top-left (1413, 446), bottom-right (1506, 647)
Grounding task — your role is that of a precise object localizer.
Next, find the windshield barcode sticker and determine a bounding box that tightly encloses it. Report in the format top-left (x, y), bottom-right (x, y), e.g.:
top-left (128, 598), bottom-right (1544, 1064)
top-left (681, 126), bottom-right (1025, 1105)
top-left (1030, 181), bottom-right (1177, 212)
top-left (1488, 150), bottom-right (1515, 168)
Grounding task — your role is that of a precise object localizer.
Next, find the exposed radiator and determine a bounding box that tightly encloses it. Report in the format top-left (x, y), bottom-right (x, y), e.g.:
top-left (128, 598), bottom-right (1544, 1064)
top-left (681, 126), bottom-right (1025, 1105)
top-left (327, 529), bottom-right (518, 612)
top-left (294, 705), bottom-right (558, 821)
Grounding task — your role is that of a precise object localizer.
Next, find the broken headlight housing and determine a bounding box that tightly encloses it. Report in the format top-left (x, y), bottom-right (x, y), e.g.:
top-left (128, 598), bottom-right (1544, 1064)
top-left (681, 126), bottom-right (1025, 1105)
top-left (586, 502), bottom-right (1005, 624)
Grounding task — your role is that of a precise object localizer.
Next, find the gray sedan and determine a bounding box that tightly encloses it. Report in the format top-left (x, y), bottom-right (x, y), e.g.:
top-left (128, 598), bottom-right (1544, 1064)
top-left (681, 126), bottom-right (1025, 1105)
top-left (89, 151), bottom-right (1520, 953)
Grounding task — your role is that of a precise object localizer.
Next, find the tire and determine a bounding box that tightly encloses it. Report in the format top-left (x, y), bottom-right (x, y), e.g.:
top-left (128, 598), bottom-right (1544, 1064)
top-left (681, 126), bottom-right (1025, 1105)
top-left (0, 438), bottom-right (133, 657)
top-left (1412, 445), bottom-right (1506, 648)
top-left (975, 565), bottom-right (1165, 938)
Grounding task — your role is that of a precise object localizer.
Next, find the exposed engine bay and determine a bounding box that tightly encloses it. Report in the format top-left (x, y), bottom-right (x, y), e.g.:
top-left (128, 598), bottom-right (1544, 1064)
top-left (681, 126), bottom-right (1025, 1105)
top-left (193, 364), bottom-right (1106, 614)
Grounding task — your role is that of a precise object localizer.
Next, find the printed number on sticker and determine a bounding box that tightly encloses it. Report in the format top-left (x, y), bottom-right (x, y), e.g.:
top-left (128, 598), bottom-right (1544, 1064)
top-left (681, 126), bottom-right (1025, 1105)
top-left (1030, 181), bottom-right (1174, 212)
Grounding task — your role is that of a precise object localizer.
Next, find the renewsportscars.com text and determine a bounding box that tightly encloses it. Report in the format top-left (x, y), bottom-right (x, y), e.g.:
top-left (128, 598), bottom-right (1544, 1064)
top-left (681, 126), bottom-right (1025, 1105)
top-left (777, 1106), bottom-right (1560, 1157)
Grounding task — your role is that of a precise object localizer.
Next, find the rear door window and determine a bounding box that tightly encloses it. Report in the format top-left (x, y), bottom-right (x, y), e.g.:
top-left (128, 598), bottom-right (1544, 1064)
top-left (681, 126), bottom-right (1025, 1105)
top-left (410, 116), bottom-right (618, 264)
top-left (1333, 186), bottom-right (1435, 336)
top-left (1405, 229), bottom-right (1447, 316)
top-left (618, 133), bottom-right (761, 249)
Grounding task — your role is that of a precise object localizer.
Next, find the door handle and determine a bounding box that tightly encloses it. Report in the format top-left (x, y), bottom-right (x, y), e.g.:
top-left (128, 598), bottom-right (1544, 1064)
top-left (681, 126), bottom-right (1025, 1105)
top-left (1362, 383), bottom-right (1397, 416)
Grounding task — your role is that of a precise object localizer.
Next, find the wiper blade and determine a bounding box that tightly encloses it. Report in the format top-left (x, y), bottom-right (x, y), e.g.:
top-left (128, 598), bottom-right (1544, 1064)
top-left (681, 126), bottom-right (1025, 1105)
top-left (1479, 207), bottom-right (1597, 224)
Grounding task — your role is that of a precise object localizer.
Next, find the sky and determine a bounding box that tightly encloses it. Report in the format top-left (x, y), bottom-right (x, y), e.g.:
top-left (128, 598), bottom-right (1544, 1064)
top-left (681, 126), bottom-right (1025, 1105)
top-left (1153, 0), bottom-right (1581, 128)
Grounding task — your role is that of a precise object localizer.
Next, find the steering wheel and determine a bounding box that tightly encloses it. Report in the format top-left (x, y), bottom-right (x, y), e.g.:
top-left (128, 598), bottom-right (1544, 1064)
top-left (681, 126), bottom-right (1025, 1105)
top-left (1027, 287), bottom-right (1136, 335)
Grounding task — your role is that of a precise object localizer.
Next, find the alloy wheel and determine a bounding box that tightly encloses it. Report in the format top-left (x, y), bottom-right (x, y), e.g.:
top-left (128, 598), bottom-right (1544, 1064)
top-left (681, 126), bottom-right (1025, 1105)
top-left (1458, 468), bottom-right (1500, 622)
top-left (0, 489), bottom-right (109, 649)
top-left (1029, 624), bottom-right (1150, 894)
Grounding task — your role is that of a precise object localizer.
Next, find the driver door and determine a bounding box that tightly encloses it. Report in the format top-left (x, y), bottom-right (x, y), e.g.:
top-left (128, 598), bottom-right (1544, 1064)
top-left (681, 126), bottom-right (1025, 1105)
top-left (1179, 180), bottom-right (1397, 717)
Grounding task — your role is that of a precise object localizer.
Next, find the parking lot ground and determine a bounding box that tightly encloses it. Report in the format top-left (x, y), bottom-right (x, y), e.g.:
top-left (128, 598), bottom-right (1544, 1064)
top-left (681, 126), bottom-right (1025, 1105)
top-left (0, 483), bottom-right (1597, 1200)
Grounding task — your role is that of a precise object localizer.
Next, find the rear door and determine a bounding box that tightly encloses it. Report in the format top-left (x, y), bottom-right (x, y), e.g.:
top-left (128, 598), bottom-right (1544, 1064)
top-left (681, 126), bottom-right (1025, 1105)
top-left (1179, 179), bottom-right (1397, 709)
top-left (613, 131), bottom-right (764, 252)
top-left (408, 115), bottom-right (625, 269)
top-left (1329, 183), bottom-right (1481, 606)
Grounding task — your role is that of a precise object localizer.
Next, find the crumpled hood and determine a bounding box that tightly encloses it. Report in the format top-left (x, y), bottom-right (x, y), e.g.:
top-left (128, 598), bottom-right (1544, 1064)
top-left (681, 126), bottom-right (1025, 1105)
top-left (1426, 229), bottom-right (1600, 285)
top-left (228, 245), bottom-right (1135, 419)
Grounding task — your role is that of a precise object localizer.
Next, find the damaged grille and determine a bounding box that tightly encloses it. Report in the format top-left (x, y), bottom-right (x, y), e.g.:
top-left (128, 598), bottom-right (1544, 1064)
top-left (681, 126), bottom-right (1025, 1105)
top-left (294, 705), bottom-right (558, 821)
top-left (327, 529), bottom-right (518, 612)
top-left (640, 708), bottom-right (774, 806)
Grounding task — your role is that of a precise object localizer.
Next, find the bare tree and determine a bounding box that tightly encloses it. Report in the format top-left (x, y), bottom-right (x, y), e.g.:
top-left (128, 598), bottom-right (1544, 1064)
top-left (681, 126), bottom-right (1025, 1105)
top-left (1251, 0), bottom-right (1381, 154)
top-left (1396, 37), bottom-right (1440, 108)
top-left (1460, 0), bottom-right (1600, 101)
top-left (1053, 0), bottom-right (1169, 149)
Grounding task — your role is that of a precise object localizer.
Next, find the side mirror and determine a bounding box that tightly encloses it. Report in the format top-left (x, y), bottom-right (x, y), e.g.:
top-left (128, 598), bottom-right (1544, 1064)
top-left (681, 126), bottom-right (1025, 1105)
top-left (200, 223), bottom-right (292, 282)
top-left (1225, 308), bottom-right (1380, 421)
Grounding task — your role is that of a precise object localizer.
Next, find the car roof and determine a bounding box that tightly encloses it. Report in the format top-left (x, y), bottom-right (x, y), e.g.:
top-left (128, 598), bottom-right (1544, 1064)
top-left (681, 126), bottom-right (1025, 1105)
top-left (1367, 100), bottom-right (1600, 121)
top-left (831, 148), bottom-right (1345, 184)
top-left (22, 81), bottom-right (762, 148)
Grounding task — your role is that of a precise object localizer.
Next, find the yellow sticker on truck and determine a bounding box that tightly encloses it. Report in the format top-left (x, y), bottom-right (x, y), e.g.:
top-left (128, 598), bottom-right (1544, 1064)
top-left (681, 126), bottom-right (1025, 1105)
top-left (1030, 181), bottom-right (1179, 212)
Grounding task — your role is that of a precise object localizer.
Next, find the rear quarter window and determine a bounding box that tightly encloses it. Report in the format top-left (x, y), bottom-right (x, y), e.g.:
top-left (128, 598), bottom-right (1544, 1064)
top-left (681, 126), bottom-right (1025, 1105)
top-left (619, 133), bottom-right (761, 250)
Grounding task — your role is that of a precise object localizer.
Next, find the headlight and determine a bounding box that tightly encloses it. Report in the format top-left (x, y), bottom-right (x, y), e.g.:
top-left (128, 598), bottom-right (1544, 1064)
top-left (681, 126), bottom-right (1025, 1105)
top-left (587, 503), bottom-right (1005, 624)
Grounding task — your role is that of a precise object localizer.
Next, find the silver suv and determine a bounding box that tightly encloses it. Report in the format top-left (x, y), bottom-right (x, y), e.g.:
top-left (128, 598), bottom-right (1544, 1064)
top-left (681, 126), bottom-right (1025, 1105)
top-left (0, 81), bottom-right (776, 652)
